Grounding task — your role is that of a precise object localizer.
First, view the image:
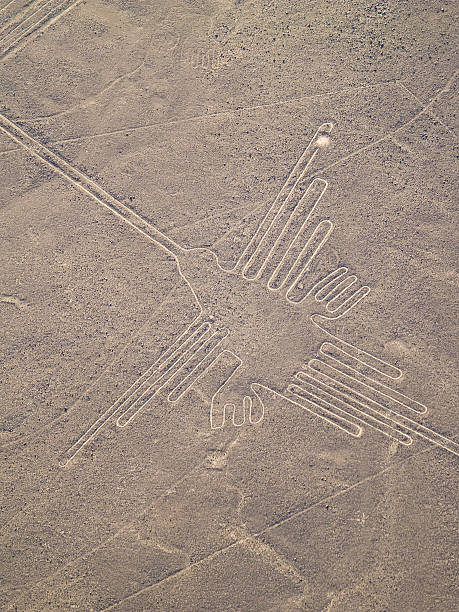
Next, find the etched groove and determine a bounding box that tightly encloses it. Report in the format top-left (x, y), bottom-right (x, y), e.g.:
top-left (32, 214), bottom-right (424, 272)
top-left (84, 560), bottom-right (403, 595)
top-left (262, 179), bottom-right (328, 282)
top-left (235, 122), bottom-right (333, 272)
top-left (284, 384), bottom-right (363, 437)
top-left (306, 266), bottom-right (371, 317)
top-left (0, 113), bottom-right (185, 256)
top-left (314, 268), bottom-right (349, 301)
top-left (167, 329), bottom-right (229, 403)
top-left (327, 284), bottom-right (364, 313)
top-left (280, 219), bottom-right (333, 296)
top-left (115, 322), bottom-right (213, 415)
top-left (0, 0), bottom-right (47, 37)
top-left (208, 351), bottom-right (244, 429)
top-left (324, 275), bottom-right (357, 305)
top-left (61, 318), bottom-right (210, 463)
top-left (5, 115), bottom-right (446, 461)
top-left (318, 344), bottom-right (428, 414)
top-left (318, 341), bottom-right (399, 383)
top-left (330, 286), bottom-right (369, 317)
top-left (0, 0), bottom-right (21, 18)
top-left (243, 177), bottom-right (327, 280)
top-left (308, 358), bottom-right (418, 422)
top-left (310, 328), bottom-right (402, 379)
top-left (294, 372), bottom-right (413, 444)
top-left (0, 0), bottom-right (81, 60)
top-left (153, 323), bottom-right (212, 377)
top-left (305, 360), bottom-right (459, 455)
top-left (0, 0), bottom-right (54, 42)
top-left (116, 325), bottom-right (216, 427)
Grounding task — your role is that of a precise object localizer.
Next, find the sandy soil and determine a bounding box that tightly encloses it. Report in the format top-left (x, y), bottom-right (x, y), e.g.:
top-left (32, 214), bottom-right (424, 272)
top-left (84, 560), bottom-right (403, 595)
top-left (0, 1), bottom-right (457, 610)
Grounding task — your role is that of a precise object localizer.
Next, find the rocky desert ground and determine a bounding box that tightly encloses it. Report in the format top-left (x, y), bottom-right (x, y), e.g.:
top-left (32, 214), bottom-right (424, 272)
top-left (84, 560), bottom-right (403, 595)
top-left (0, 1), bottom-right (457, 610)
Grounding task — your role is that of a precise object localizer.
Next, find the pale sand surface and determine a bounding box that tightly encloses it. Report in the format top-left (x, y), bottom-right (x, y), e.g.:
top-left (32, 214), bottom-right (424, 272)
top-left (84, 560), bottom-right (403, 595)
top-left (0, 1), bottom-right (457, 611)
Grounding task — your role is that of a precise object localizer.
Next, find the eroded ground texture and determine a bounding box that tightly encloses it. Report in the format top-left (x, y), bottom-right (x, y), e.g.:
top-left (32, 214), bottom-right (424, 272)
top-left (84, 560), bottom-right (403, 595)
top-left (0, 1), bottom-right (457, 611)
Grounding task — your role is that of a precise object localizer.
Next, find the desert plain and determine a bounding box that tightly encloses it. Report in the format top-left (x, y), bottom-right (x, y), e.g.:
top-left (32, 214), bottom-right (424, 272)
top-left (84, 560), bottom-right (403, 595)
top-left (0, 1), bottom-right (458, 610)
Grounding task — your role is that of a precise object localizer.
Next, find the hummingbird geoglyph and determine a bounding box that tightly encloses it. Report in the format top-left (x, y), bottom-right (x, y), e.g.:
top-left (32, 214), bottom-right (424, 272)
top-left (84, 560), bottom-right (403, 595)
top-left (0, 113), bottom-right (456, 464)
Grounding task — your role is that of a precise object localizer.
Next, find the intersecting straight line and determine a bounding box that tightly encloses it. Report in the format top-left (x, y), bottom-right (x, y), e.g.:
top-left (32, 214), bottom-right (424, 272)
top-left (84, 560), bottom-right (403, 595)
top-left (0, 0), bottom-right (82, 61)
top-left (396, 80), bottom-right (455, 134)
top-left (0, 0), bottom-right (53, 44)
top-left (0, 112), bottom-right (185, 258)
top-left (11, 78), bottom-right (399, 129)
top-left (0, 74), bottom-right (453, 158)
top-left (310, 70), bottom-right (458, 180)
top-left (0, 79), bottom-right (397, 154)
top-left (100, 445), bottom-right (439, 611)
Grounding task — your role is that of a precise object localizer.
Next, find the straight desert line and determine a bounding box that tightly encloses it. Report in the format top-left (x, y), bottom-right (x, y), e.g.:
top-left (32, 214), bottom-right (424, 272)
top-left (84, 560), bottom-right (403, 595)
top-left (5, 78), bottom-right (399, 145)
top-left (100, 445), bottom-right (435, 611)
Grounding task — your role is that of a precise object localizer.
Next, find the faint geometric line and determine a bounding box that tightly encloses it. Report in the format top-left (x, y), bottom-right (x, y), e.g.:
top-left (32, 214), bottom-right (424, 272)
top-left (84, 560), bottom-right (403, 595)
top-left (97, 445), bottom-right (437, 612)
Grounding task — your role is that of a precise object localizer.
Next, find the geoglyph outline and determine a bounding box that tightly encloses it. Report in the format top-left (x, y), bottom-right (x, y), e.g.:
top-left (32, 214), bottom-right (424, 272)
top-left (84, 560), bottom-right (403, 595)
top-left (0, 112), bottom-right (457, 465)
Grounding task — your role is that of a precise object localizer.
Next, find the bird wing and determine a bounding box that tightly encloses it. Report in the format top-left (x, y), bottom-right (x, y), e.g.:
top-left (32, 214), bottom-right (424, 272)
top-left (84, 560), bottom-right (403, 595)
top-left (212, 123), bottom-right (334, 274)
